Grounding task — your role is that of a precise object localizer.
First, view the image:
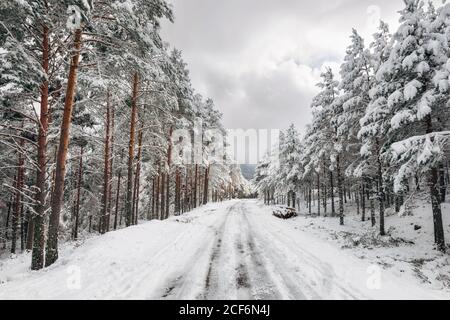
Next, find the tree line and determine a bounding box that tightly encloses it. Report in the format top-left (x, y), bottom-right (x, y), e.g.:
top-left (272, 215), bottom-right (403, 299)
top-left (0, 0), bottom-right (249, 270)
top-left (255, 0), bottom-right (450, 252)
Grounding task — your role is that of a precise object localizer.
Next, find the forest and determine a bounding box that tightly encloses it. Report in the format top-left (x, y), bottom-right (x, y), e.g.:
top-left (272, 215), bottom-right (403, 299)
top-left (0, 0), bottom-right (249, 271)
top-left (254, 1), bottom-right (450, 253)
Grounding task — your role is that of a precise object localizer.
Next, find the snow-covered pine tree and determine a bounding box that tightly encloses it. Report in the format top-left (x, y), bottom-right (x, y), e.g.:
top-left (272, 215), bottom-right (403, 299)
top-left (371, 0), bottom-right (449, 251)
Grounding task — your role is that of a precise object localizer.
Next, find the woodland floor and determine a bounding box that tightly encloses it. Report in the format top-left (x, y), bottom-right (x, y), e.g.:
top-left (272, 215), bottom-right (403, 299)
top-left (0, 199), bottom-right (449, 300)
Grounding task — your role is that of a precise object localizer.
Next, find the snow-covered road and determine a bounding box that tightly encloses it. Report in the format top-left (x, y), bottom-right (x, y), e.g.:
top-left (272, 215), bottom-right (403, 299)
top-left (0, 200), bottom-right (448, 300)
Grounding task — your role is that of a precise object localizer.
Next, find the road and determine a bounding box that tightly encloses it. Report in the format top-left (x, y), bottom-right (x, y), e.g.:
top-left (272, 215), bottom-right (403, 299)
top-left (0, 200), bottom-right (446, 299)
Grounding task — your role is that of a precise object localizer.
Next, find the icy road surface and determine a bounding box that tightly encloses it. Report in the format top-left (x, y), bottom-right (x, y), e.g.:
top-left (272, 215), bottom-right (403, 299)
top-left (0, 200), bottom-right (448, 300)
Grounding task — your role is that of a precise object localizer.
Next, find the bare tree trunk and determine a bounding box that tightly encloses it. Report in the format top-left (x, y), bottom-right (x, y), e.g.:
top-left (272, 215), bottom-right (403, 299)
top-left (377, 148), bottom-right (386, 236)
top-left (46, 29), bottom-right (83, 267)
top-left (165, 127), bottom-right (173, 219)
top-left (113, 155), bottom-right (122, 231)
top-left (73, 146), bottom-right (83, 240)
top-left (323, 167), bottom-right (327, 216)
top-left (25, 210), bottom-right (33, 251)
top-left (125, 72), bottom-right (139, 227)
top-left (426, 115), bottom-right (445, 252)
top-left (107, 103), bottom-right (115, 232)
top-left (133, 125), bottom-right (144, 224)
top-left (337, 155), bottom-right (344, 225)
top-left (317, 173), bottom-right (320, 216)
top-left (193, 164), bottom-right (198, 208)
top-left (330, 171), bottom-right (335, 217)
top-left (361, 180), bottom-right (366, 221)
top-left (156, 164), bottom-right (161, 219)
top-left (11, 136), bottom-right (25, 254)
top-left (151, 178), bottom-right (156, 219)
top-left (203, 166), bottom-right (209, 205)
top-left (3, 198), bottom-right (12, 249)
top-left (32, 23), bottom-right (50, 270)
top-left (100, 90), bottom-right (111, 234)
top-left (439, 163), bottom-right (446, 203)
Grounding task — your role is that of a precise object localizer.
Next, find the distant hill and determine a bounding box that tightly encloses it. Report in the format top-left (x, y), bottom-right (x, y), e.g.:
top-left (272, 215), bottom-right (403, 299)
top-left (240, 164), bottom-right (256, 181)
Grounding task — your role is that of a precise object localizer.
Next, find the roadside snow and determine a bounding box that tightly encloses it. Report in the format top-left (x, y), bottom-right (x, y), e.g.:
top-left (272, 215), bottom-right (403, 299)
top-left (0, 199), bottom-right (448, 300)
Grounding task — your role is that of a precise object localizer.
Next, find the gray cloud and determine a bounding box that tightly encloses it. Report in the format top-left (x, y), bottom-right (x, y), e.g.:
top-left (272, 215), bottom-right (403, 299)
top-left (161, 0), bottom-right (409, 134)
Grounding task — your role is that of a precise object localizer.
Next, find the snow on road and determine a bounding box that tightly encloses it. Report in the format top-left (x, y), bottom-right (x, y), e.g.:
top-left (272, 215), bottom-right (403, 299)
top-left (0, 200), bottom-right (448, 300)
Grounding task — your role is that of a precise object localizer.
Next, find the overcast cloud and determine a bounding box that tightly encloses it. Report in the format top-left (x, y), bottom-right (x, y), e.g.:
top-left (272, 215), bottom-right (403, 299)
top-left (160, 0), bottom-right (436, 134)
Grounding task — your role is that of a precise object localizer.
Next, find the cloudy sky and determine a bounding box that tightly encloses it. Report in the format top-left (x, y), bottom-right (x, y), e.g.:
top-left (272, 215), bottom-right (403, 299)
top-left (160, 0), bottom-right (436, 134)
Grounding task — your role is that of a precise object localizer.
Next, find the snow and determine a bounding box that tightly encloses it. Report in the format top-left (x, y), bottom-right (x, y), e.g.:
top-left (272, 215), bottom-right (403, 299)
top-left (1, 200), bottom-right (448, 300)
top-left (293, 194), bottom-right (450, 294)
top-left (404, 79), bottom-right (422, 101)
top-left (390, 110), bottom-right (415, 130)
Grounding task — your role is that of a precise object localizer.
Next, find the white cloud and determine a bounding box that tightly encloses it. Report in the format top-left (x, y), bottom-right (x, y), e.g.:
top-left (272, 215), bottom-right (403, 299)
top-left (161, 0), bottom-right (404, 133)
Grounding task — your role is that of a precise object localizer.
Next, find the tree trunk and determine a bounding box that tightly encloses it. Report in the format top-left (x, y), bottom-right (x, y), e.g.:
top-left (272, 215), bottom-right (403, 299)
top-left (337, 155), bottom-right (344, 225)
top-left (73, 146), bottom-right (83, 240)
top-left (203, 167), bottom-right (209, 205)
top-left (370, 187), bottom-right (376, 227)
top-left (11, 137), bottom-right (25, 254)
top-left (165, 127), bottom-right (173, 219)
top-left (429, 167), bottom-right (446, 251)
top-left (46, 28), bottom-right (83, 267)
top-left (100, 90), bottom-right (111, 234)
top-left (25, 210), bottom-right (33, 251)
top-left (317, 173), bottom-right (320, 216)
top-left (125, 72), bottom-right (139, 227)
top-left (377, 151), bottom-right (385, 236)
top-left (31, 23), bottom-right (50, 270)
top-left (3, 199), bottom-right (12, 249)
top-left (113, 159), bottom-right (122, 231)
top-left (330, 171), bottom-right (335, 217)
top-left (160, 172), bottom-right (166, 219)
top-left (106, 103), bottom-right (115, 232)
top-left (194, 164), bottom-right (198, 208)
top-left (156, 164), bottom-right (161, 219)
top-left (439, 163), bottom-right (446, 203)
top-left (361, 180), bottom-right (366, 221)
top-left (133, 125), bottom-right (144, 224)
top-left (308, 188), bottom-right (312, 215)
top-left (151, 178), bottom-right (156, 219)
top-left (323, 167), bottom-right (327, 216)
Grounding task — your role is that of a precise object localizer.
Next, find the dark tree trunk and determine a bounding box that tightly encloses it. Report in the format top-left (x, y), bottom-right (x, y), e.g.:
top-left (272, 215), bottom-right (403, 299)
top-left (32, 23), bottom-right (50, 270)
top-left (160, 172), bottom-right (166, 219)
top-left (165, 127), bottom-right (173, 219)
top-left (25, 210), bottom-right (33, 251)
top-left (377, 150), bottom-right (385, 236)
top-left (3, 199), bottom-right (12, 249)
top-left (194, 164), bottom-right (198, 208)
top-left (439, 163), bottom-right (446, 203)
top-left (317, 173), bottom-right (320, 216)
top-left (330, 171), bottom-right (335, 217)
top-left (156, 164), bottom-right (161, 219)
top-left (337, 155), bottom-right (344, 225)
top-left (125, 72), bottom-right (139, 227)
top-left (203, 167), bottom-right (209, 205)
top-left (106, 103), bottom-right (115, 233)
top-left (361, 180), bottom-right (366, 221)
top-left (323, 168), bottom-right (327, 216)
top-left (133, 126), bottom-right (144, 224)
top-left (430, 167), bottom-right (446, 251)
top-left (308, 188), bottom-right (312, 215)
top-left (100, 90), bottom-right (111, 234)
top-left (73, 146), bottom-right (83, 240)
top-left (11, 136), bottom-right (25, 254)
top-left (46, 29), bottom-right (83, 267)
top-left (424, 115), bottom-right (446, 251)
top-left (113, 167), bottom-right (122, 230)
top-left (151, 178), bottom-right (156, 219)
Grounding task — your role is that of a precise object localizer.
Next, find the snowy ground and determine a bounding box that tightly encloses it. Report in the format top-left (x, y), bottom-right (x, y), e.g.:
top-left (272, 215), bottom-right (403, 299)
top-left (0, 199), bottom-right (449, 300)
